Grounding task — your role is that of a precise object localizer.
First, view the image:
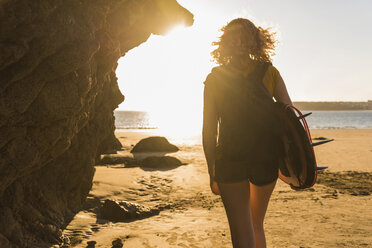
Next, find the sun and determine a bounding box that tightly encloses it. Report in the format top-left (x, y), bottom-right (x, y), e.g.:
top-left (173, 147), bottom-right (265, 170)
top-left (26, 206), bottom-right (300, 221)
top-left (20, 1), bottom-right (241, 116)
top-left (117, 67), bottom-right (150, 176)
top-left (116, 16), bottom-right (226, 141)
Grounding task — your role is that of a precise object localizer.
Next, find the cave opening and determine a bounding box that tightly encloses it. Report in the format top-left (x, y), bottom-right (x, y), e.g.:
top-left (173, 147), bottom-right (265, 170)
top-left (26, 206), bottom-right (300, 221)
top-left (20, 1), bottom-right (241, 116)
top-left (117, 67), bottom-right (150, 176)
top-left (114, 25), bottom-right (217, 145)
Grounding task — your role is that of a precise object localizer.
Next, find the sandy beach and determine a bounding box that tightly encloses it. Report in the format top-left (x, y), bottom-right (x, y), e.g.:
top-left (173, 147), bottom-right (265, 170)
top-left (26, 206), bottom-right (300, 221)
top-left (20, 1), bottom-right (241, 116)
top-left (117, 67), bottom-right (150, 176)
top-left (63, 129), bottom-right (372, 248)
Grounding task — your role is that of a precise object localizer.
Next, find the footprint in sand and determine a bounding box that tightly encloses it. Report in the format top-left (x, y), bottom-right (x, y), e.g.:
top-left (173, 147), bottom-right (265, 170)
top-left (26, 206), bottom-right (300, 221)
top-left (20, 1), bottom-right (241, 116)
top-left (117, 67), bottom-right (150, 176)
top-left (165, 232), bottom-right (178, 245)
top-left (133, 175), bottom-right (174, 196)
top-left (90, 224), bottom-right (100, 232)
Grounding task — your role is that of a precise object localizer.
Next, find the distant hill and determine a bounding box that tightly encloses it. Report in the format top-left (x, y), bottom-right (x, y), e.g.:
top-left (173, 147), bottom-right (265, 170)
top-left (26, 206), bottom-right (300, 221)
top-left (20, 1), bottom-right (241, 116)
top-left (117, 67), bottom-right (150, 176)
top-left (293, 101), bottom-right (372, 110)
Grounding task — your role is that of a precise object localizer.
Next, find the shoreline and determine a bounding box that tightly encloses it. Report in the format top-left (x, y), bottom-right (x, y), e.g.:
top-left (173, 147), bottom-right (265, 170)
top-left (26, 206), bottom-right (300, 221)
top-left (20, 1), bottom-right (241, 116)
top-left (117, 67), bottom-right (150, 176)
top-left (115, 127), bottom-right (372, 132)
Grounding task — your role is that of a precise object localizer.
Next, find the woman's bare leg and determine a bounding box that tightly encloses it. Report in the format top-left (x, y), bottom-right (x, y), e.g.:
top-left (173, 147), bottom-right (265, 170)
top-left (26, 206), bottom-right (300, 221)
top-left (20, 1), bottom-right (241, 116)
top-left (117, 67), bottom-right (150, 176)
top-left (218, 180), bottom-right (255, 248)
top-left (249, 180), bottom-right (277, 248)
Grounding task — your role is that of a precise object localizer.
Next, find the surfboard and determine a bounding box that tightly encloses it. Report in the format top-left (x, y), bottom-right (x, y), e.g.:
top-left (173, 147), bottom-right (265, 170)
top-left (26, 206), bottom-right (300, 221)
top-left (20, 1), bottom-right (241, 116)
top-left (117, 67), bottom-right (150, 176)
top-left (274, 102), bottom-right (333, 189)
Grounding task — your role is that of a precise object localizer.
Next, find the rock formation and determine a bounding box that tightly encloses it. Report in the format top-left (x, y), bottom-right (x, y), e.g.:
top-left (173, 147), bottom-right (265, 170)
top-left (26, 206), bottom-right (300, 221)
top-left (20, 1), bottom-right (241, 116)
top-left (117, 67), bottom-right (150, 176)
top-left (130, 136), bottom-right (179, 153)
top-left (96, 154), bottom-right (135, 166)
top-left (97, 154), bottom-right (184, 169)
top-left (99, 199), bottom-right (169, 222)
top-left (140, 155), bottom-right (183, 169)
top-left (0, 0), bottom-right (193, 247)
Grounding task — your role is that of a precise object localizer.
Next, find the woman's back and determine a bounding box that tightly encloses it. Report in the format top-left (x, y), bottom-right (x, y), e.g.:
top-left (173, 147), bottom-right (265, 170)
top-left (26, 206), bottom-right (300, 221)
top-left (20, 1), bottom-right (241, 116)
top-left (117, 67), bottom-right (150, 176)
top-left (204, 61), bottom-right (284, 177)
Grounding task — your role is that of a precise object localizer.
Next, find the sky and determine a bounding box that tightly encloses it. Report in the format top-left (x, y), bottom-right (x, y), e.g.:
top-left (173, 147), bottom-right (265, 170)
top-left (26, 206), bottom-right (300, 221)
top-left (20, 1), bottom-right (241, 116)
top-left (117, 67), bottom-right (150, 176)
top-left (116, 0), bottom-right (372, 113)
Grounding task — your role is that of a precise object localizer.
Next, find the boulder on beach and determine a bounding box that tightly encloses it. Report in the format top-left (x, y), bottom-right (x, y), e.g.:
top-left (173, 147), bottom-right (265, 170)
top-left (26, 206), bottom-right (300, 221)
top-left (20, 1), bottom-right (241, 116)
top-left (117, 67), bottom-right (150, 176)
top-left (99, 200), bottom-right (161, 222)
top-left (87, 241), bottom-right (97, 248)
top-left (130, 136), bottom-right (179, 153)
top-left (96, 154), bottom-right (185, 169)
top-left (96, 154), bottom-right (135, 166)
top-left (112, 238), bottom-right (124, 248)
top-left (140, 156), bottom-right (184, 169)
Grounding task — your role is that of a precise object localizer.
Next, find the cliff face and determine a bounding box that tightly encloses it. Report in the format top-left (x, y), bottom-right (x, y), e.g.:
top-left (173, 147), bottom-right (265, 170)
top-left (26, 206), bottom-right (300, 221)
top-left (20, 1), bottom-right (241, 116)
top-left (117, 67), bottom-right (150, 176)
top-left (0, 1), bottom-right (193, 247)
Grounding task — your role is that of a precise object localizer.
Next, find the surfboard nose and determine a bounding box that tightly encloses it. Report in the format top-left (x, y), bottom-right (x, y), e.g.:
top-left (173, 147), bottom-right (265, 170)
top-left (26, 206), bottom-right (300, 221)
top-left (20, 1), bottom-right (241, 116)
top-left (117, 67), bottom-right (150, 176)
top-left (316, 166), bottom-right (328, 171)
top-left (298, 112), bottom-right (312, 119)
top-left (311, 139), bottom-right (334, 147)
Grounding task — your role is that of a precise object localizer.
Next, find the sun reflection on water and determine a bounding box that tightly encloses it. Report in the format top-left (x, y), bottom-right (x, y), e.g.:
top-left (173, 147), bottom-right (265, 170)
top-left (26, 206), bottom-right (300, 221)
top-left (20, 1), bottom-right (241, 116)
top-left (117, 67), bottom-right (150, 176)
top-left (148, 109), bottom-right (203, 145)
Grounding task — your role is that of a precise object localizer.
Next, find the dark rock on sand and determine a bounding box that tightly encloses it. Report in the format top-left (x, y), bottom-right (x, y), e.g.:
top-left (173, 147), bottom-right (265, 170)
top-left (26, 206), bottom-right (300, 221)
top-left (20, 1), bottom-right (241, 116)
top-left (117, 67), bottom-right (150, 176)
top-left (99, 199), bottom-right (161, 222)
top-left (0, 1), bottom-right (193, 247)
top-left (112, 238), bottom-right (124, 248)
top-left (87, 240), bottom-right (97, 248)
top-left (96, 154), bottom-right (136, 166)
top-left (131, 136), bottom-right (179, 153)
top-left (96, 154), bottom-right (184, 169)
top-left (140, 156), bottom-right (184, 169)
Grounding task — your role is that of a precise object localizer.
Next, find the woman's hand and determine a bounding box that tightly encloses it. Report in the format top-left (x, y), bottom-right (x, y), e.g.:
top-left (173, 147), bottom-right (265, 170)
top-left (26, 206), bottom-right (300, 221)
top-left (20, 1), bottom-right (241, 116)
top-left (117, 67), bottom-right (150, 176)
top-left (210, 176), bottom-right (221, 195)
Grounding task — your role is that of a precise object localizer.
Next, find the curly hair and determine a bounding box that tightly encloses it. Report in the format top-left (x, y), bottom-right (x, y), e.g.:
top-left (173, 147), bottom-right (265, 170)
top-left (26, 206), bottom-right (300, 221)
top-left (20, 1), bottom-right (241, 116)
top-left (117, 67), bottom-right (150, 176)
top-left (211, 18), bottom-right (278, 65)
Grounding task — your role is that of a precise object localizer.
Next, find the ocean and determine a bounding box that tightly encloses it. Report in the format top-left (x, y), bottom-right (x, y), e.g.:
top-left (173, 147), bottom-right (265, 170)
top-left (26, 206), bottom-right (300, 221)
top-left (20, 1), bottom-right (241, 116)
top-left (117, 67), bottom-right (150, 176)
top-left (114, 110), bottom-right (372, 144)
top-left (115, 110), bottom-right (372, 130)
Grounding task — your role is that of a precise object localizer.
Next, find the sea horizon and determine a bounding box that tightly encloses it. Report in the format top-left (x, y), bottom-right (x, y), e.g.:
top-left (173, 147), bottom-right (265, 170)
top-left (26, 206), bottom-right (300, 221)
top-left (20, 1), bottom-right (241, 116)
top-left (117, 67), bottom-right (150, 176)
top-left (114, 109), bottom-right (372, 130)
top-left (114, 109), bottom-right (372, 145)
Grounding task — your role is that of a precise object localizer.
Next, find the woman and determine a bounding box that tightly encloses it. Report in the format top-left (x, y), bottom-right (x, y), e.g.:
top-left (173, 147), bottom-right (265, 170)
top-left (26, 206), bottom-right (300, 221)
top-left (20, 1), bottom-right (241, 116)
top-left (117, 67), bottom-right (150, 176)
top-left (202, 18), bottom-right (293, 248)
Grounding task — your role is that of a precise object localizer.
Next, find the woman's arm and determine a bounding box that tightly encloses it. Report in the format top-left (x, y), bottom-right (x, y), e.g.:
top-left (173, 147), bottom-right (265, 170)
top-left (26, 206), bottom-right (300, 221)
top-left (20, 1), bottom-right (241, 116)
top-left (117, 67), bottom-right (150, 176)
top-left (202, 84), bottom-right (218, 179)
top-left (273, 73), bottom-right (293, 106)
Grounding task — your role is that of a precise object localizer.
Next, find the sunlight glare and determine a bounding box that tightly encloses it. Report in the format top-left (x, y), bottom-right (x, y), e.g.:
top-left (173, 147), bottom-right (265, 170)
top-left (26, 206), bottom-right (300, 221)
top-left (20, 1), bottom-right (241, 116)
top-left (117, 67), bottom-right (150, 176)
top-left (164, 24), bottom-right (188, 36)
top-left (116, 11), bottom-right (228, 142)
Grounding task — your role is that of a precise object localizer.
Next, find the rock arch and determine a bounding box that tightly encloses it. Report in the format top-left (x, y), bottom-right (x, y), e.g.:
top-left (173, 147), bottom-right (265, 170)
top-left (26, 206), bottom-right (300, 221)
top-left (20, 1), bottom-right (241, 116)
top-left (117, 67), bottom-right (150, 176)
top-left (0, 0), bottom-right (193, 247)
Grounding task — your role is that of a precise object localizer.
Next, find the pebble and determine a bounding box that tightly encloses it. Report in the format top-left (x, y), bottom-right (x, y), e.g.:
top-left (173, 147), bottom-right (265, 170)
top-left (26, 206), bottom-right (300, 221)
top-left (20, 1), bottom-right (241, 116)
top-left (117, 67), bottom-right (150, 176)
top-left (87, 240), bottom-right (97, 247)
top-left (112, 238), bottom-right (123, 248)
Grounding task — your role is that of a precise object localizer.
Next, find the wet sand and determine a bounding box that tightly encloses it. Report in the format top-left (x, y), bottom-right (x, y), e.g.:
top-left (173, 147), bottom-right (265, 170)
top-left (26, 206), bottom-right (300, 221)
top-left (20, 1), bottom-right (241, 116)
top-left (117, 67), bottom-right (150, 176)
top-left (63, 129), bottom-right (372, 248)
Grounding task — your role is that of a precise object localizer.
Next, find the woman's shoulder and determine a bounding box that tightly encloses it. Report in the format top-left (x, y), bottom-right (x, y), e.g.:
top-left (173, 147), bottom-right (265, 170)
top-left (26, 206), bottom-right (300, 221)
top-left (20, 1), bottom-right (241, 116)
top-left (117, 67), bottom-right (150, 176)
top-left (266, 64), bottom-right (281, 78)
top-left (262, 64), bottom-right (282, 96)
top-left (203, 65), bottom-right (229, 85)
